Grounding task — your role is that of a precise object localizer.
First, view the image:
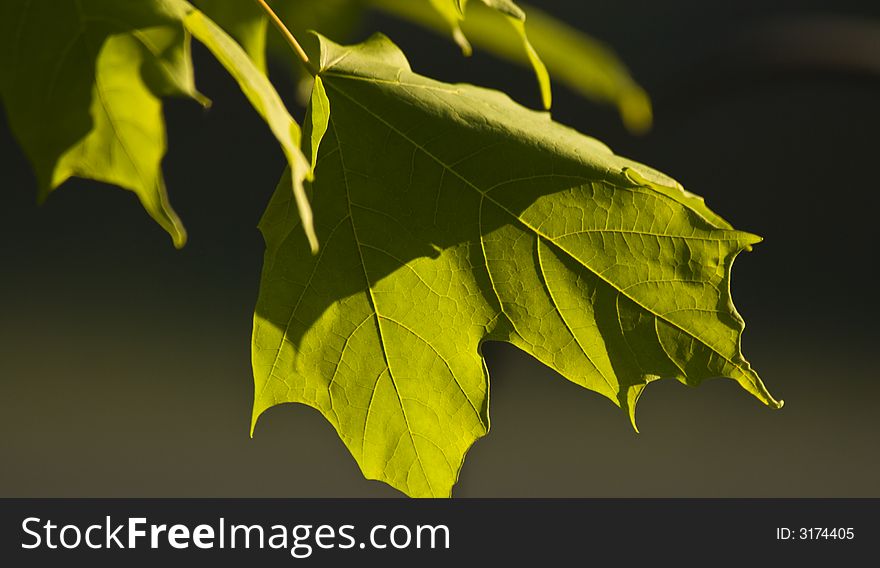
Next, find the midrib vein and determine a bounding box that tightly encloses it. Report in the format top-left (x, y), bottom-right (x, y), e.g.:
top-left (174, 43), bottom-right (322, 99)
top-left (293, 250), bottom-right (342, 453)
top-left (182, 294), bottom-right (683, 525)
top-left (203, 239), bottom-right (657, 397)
top-left (330, 117), bottom-right (435, 496)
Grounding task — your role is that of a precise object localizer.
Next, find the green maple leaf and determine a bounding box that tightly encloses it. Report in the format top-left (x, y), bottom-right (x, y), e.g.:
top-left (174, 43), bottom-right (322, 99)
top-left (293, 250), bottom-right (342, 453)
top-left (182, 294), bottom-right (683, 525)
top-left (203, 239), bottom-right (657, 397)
top-left (0, 1), bottom-right (316, 250)
top-left (252, 33), bottom-right (782, 497)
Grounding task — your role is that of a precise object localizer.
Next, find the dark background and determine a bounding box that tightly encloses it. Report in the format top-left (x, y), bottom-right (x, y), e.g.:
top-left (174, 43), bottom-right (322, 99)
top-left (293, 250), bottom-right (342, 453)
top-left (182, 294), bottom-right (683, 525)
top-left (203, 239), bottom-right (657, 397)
top-left (2, 0), bottom-right (878, 497)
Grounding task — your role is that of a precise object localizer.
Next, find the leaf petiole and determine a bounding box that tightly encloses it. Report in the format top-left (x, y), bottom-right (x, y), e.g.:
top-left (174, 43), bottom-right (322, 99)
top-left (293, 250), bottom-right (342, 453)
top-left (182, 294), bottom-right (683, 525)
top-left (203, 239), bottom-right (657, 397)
top-left (252, 0), bottom-right (317, 75)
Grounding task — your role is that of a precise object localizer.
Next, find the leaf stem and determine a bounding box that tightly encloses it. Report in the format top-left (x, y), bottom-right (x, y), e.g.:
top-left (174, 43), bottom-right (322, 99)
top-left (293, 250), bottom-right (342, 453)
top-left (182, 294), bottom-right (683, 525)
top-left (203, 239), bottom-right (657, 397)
top-left (252, 0), bottom-right (316, 75)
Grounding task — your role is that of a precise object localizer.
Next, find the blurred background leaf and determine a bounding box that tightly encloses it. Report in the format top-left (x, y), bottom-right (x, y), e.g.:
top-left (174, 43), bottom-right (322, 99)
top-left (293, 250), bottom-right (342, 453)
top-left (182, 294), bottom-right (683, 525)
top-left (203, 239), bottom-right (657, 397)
top-left (372, 0), bottom-right (651, 131)
top-left (406, 0), bottom-right (553, 109)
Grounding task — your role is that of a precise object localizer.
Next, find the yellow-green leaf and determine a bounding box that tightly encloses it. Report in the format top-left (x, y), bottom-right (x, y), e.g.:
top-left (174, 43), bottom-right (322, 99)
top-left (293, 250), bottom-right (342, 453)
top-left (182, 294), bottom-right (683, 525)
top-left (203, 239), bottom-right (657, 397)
top-left (0, 0), bottom-right (205, 247)
top-left (196, 0), bottom-right (269, 73)
top-left (0, 0), bottom-right (316, 250)
top-left (185, 9), bottom-right (318, 252)
top-left (252, 34), bottom-right (780, 498)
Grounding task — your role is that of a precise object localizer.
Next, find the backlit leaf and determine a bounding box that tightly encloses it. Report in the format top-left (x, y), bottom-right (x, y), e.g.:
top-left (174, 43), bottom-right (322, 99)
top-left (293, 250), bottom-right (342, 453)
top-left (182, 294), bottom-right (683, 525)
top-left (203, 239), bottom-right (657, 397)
top-left (251, 34), bottom-right (780, 497)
